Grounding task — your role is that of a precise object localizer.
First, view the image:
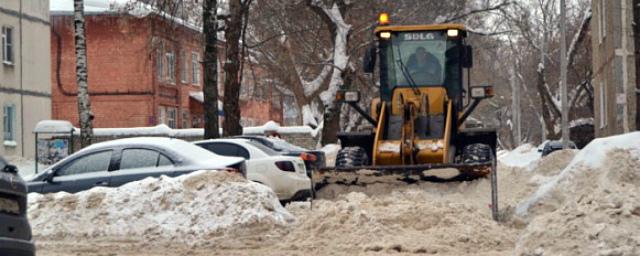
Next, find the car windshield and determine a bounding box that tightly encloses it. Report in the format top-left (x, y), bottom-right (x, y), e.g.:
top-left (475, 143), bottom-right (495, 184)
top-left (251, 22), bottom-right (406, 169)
top-left (268, 138), bottom-right (308, 151)
top-left (245, 140), bottom-right (279, 156)
top-left (0, 156), bottom-right (6, 171)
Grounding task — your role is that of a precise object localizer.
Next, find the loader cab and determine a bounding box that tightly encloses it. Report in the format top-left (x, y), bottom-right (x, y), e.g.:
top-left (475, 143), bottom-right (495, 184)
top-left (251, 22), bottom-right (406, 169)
top-left (366, 23), bottom-right (473, 109)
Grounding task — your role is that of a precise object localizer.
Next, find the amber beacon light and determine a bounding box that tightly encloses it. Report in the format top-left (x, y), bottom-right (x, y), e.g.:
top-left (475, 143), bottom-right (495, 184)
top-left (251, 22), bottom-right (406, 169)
top-left (378, 12), bottom-right (390, 25)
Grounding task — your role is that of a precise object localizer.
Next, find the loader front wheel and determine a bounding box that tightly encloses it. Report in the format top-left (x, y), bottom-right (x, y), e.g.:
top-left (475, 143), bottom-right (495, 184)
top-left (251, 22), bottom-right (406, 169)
top-left (462, 143), bottom-right (492, 164)
top-left (336, 147), bottom-right (369, 168)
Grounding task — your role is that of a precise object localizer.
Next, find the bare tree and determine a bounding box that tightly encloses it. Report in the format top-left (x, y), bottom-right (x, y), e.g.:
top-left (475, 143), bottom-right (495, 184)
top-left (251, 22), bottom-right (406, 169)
top-left (222, 0), bottom-right (253, 136)
top-left (203, 0), bottom-right (220, 138)
top-left (73, 0), bottom-right (94, 147)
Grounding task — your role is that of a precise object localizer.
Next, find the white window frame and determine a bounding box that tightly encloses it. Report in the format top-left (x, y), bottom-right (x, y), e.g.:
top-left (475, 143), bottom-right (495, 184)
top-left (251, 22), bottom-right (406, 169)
top-left (165, 50), bottom-right (175, 84)
top-left (156, 45), bottom-right (164, 81)
top-left (182, 111), bottom-right (190, 128)
top-left (599, 81), bottom-right (607, 128)
top-left (167, 107), bottom-right (177, 128)
top-left (158, 106), bottom-right (166, 125)
top-left (3, 104), bottom-right (15, 143)
top-left (191, 52), bottom-right (200, 85)
top-left (2, 26), bottom-right (14, 65)
top-left (599, 0), bottom-right (606, 44)
top-left (180, 50), bottom-right (188, 83)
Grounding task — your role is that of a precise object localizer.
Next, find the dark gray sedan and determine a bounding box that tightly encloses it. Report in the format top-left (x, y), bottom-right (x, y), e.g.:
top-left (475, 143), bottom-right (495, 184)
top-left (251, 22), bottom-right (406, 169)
top-left (0, 156), bottom-right (34, 256)
top-left (28, 137), bottom-right (246, 194)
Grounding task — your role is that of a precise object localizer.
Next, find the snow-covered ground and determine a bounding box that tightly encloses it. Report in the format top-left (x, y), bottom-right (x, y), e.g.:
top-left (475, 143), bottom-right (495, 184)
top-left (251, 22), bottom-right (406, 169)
top-left (31, 132), bottom-right (640, 256)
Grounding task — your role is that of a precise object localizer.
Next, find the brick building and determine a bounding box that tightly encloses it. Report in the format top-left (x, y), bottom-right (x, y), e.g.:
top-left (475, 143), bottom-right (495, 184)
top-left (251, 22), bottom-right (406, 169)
top-left (591, 0), bottom-right (639, 137)
top-left (50, 1), bottom-right (281, 130)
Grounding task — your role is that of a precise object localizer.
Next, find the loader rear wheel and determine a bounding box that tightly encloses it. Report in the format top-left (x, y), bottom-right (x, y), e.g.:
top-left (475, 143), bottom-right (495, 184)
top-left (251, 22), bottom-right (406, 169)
top-left (336, 147), bottom-right (369, 168)
top-left (462, 143), bottom-right (492, 164)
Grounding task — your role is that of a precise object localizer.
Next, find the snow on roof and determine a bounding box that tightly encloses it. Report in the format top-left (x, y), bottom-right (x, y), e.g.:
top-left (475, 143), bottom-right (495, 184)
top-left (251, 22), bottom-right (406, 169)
top-left (243, 121), bottom-right (320, 137)
top-left (188, 92), bottom-right (224, 111)
top-left (50, 0), bottom-right (201, 32)
top-left (33, 120), bottom-right (75, 133)
top-left (82, 137), bottom-right (230, 164)
top-left (569, 117), bottom-right (594, 128)
top-left (516, 131), bottom-right (640, 216)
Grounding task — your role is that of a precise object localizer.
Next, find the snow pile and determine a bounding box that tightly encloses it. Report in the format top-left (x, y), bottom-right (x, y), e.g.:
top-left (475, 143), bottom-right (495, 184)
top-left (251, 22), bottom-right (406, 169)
top-left (28, 171), bottom-right (294, 245)
top-left (282, 191), bottom-right (516, 255)
top-left (498, 144), bottom-right (540, 168)
top-left (514, 132), bottom-right (640, 255)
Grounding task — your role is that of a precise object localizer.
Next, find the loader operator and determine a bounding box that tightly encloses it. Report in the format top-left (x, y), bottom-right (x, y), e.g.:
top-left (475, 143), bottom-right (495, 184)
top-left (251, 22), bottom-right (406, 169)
top-left (406, 46), bottom-right (442, 85)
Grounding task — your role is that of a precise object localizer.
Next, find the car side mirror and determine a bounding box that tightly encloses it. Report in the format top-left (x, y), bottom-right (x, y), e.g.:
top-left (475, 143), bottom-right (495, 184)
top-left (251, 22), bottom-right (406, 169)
top-left (462, 45), bottom-right (473, 68)
top-left (2, 164), bottom-right (17, 173)
top-left (43, 169), bottom-right (56, 183)
top-left (363, 46), bottom-right (376, 74)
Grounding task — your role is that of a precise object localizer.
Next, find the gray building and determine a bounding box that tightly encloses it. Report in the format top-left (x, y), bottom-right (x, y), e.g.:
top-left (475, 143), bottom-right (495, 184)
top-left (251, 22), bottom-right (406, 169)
top-left (591, 0), bottom-right (639, 137)
top-left (0, 0), bottom-right (51, 158)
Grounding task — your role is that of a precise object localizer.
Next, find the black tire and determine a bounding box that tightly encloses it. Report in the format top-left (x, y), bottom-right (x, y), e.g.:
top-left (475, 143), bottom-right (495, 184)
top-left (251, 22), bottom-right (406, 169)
top-left (461, 143), bottom-right (492, 164)
top-left (335, 146), bottom-right (369, 168)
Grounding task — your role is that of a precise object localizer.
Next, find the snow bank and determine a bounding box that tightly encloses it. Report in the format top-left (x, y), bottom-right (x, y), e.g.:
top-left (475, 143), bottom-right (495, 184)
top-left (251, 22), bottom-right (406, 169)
top-left (498, 144), bottom-right (540, 168)
top-left (280, 191), bottom-right (515, 255)
top-left (514, 132), bottom-right (640, 255)
top-left (28, 171), bottom-right (294, 245)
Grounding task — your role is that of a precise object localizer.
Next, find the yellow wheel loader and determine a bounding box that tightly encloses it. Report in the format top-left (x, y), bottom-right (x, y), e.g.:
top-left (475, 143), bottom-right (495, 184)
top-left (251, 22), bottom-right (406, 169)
top-left (312, 14), bottom-right (500, 220)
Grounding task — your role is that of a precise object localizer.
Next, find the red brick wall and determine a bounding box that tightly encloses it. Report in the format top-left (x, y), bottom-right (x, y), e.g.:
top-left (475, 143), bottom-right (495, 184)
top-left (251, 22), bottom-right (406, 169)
top-left (51, 15), bottom-right (156, 128)
top-left (51, 14), bottom-right (282, 129)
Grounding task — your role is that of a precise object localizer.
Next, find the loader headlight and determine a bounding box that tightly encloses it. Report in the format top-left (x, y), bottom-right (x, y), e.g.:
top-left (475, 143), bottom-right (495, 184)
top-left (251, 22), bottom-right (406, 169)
top-left (470, 84), bottom-right (494, 99)
top-left (337, 90), bottom-right (360, 103)
top-left (447, 29), bottom-right (459, 38)
top-left (379, 31), bottom-right (392, 39)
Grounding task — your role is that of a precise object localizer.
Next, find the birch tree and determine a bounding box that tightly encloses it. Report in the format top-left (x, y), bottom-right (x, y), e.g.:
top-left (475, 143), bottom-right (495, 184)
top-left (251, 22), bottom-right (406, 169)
top-left (73, 0), bottom-right (94, 147)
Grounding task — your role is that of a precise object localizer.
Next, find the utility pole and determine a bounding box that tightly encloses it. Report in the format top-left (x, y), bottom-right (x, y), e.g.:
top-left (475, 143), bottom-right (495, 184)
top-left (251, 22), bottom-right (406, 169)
top-left (511, 68), bottom-right (521, 145)
top-left (560, 0), bottom-right (569, 148)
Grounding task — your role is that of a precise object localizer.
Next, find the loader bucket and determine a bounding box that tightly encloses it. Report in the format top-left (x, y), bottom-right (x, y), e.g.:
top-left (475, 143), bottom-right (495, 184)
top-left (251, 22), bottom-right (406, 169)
top-left (311, 159), bottom-right (499, 221)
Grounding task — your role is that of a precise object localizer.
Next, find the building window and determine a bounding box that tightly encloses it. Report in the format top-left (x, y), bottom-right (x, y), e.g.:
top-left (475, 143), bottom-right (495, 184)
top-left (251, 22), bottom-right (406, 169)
top-left (3, 105), bottom-right (15, 142)
top-left (180, 50), bottom-right (188, 83)
top-left (599, 0), bottom-right (606, 44)
top-left (158, 106), bottom-right (166, 125)
top-left (167, 107), bottom-right (177, 128)
top-left (1, 26), bottom-right (14, 64)
top-left (166, 51), bottom-right (175, 83)
top-left (156, 46), bottom-right (164, 81)
top-left (599, 81), bottom-right (606, 128)
top-left (191, 52), bottom-right (200, 85)
top-left (182, 111), bottom-right (190, 128)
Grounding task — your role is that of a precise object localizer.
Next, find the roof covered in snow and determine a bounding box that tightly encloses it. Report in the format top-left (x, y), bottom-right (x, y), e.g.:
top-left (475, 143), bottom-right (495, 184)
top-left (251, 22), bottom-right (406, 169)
top-left (33, 120), bottom-right (75, 134)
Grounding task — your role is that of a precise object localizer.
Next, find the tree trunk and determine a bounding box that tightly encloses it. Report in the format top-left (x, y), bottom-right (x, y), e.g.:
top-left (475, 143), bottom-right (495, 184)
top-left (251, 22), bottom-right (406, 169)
top-left (202, 0), bottom-right (220, 139)
top-left (73, 0), bottom-right (93, 148)
top-left (635, 0), bottom-right (640, 130)
top-left (222, 0), bottom-right (245, 136)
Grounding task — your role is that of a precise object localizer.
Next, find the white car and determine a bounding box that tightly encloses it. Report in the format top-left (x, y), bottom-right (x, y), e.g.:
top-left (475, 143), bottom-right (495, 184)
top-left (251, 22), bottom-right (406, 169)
top-left (194, 138), bottom-right (311, 202)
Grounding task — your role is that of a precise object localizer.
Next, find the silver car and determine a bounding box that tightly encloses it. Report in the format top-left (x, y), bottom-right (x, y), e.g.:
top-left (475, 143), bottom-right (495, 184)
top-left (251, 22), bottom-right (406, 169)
top-left (28, 137), bottom-right (245, 194)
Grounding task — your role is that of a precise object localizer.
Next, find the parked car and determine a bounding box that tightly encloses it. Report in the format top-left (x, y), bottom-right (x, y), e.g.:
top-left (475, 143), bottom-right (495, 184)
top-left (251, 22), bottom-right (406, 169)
top-left (194, 138), bottom-right (311, 202)
top-left (27, 137), bottom-right (245, 194)
top-left (539, 140), bottom-right (577, 157)
top-left (234, 135), bottom-right (326, 174)
top-left (0, 156), bottom-right (35, 256)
